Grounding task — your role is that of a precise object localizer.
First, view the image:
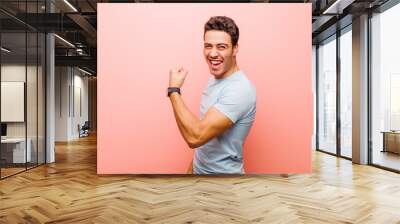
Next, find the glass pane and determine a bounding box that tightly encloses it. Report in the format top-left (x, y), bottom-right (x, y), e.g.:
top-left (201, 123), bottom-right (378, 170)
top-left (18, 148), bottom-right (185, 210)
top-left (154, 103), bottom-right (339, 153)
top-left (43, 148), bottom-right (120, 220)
top-left (371, 4), bottom-right (400, 171)
top-left (27, 31), bottom-right (38, 169)
top-left (1, 31), bottom-right (27, 177)
top-left (318, 36), bottom-right (337, 154)
top-left (312, 45), bottom-right (317, 150)
top-left (38, 32), bottom-right (45, 165)
top-left (26, 0), bottom-right (39, 170)
top-left (340, 28), bottom-right (352, 158)
top-left (0, 1), bottom-right (46, 178)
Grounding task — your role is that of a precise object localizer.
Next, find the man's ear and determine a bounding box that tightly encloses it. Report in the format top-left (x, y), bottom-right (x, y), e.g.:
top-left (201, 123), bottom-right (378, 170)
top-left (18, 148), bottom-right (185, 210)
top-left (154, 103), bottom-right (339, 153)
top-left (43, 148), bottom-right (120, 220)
top-left (233, 44), bottom-right (239, 56)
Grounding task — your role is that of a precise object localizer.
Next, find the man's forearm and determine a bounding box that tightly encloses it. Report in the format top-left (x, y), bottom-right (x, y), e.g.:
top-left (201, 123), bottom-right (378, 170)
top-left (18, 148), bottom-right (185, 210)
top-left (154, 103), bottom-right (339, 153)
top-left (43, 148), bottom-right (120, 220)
top-left (169, 92), bottom-right (202, 148)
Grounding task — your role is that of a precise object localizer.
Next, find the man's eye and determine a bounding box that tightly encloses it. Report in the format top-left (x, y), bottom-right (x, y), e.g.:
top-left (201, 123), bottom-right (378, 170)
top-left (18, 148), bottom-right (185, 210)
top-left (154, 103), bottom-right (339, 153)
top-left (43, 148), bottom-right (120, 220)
top-left (204, 45), bottom-right (212, 49)
top-left (218, 46), bottom-right (226, 50)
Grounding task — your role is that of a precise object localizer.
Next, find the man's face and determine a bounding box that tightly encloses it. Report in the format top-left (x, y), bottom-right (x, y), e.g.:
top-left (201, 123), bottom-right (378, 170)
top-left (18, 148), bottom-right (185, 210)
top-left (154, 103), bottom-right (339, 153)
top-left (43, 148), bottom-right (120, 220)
top-left (203, 30), bottom-right (238, 78)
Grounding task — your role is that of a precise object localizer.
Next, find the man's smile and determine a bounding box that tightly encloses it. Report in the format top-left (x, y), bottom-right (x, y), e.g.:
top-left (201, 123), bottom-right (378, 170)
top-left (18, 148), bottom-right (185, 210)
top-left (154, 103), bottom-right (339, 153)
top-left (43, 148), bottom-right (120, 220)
top-left (209, 59), bottom-right (223, 69)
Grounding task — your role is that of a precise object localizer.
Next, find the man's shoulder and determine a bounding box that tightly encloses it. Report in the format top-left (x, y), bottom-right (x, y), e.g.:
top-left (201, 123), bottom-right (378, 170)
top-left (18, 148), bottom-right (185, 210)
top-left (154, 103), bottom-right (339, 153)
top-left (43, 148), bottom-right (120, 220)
top-left (227, 72), bottom-right (256, 94)
top-left (218, 76), bottom-right (256, 108)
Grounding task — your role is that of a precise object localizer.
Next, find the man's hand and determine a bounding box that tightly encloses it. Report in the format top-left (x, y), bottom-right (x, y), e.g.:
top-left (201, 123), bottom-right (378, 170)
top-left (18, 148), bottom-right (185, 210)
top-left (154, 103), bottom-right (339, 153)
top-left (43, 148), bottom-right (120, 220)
top-left (169, 67), bottom-right (188, 88)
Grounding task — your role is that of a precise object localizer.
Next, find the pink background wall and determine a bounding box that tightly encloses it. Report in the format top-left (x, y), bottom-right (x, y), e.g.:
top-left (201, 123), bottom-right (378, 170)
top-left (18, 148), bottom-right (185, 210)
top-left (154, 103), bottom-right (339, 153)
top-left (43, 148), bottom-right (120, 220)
top-left (98, 3), bottom-right (312, 174)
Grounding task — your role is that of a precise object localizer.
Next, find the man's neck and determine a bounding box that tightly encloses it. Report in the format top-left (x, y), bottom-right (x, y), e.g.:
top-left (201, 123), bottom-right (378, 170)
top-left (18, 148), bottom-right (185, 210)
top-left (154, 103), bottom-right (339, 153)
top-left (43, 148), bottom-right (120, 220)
top-left (216, 64), bottom-right (240, 80)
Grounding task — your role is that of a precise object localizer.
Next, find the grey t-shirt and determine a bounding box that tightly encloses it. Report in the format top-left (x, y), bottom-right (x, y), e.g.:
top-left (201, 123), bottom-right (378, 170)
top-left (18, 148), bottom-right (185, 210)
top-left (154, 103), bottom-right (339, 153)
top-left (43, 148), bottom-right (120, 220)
top-left (193, 70), bottom-right (256, 174)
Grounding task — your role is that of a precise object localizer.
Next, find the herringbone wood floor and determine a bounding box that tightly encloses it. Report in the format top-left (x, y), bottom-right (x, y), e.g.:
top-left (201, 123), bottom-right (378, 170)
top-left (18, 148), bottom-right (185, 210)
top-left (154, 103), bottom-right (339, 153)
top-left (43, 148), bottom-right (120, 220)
top-left (1, 134), bottom-right (400, 224)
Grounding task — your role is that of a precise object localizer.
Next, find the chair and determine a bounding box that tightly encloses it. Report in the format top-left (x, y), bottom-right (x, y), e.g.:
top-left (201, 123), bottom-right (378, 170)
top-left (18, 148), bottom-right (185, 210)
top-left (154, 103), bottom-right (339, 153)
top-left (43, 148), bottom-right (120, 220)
top-left (79, 121), bottom-right (90, 138)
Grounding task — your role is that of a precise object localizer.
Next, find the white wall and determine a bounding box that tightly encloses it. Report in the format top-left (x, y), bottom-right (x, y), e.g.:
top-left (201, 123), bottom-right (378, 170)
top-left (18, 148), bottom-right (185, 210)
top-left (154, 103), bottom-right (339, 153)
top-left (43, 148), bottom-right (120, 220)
top-left (55, 66), bottom-right (70, 141)
top-left (1, 65), bottom-right (26, 136)
top-left (55, 67), bottom-right (89, 141)
top-left (72, 72), bottom-right (89, 138)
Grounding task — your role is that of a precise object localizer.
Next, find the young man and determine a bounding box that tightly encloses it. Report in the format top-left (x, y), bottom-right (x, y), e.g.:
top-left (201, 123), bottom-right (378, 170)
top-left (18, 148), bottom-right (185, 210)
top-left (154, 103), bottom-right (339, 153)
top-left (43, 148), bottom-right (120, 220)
top-left (168, 16), bottom-right (256, 174)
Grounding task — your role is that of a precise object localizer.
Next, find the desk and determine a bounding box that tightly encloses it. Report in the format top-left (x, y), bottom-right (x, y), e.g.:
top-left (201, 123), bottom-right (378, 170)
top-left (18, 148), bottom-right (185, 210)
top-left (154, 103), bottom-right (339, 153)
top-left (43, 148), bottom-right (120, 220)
top-left (1, 138), bottom-right (31, 163)
top-left (382, 131), bottom-right (400, 154)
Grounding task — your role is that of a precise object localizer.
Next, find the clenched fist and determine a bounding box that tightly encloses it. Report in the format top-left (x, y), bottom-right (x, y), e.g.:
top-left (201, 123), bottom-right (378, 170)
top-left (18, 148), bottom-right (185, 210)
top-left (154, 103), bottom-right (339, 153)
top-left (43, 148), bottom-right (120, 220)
top-left (169, 67), bottom-right (188, 88)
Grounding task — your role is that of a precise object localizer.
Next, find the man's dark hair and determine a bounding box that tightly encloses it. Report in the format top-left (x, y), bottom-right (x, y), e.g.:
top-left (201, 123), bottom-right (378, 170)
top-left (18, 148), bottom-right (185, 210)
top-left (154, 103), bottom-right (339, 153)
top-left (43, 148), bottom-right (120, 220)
top-left (204, 16), bottom-right (239, 46)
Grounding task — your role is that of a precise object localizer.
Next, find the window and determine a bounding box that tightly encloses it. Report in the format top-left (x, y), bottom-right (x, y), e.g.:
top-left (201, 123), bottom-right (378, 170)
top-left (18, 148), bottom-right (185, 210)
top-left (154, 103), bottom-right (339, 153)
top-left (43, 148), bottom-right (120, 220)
top-left (317, 35), bottom-right (337, 154)
top-left (339, 27), bottom-right (352, 158)
top-left (371, 2), bottom-right (400, 171)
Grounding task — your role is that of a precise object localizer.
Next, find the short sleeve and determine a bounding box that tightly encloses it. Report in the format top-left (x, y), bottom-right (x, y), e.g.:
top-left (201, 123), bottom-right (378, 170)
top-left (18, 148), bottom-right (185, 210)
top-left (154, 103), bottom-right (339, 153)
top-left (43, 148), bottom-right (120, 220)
top-left (213, 82), bottom-right (256, 123)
